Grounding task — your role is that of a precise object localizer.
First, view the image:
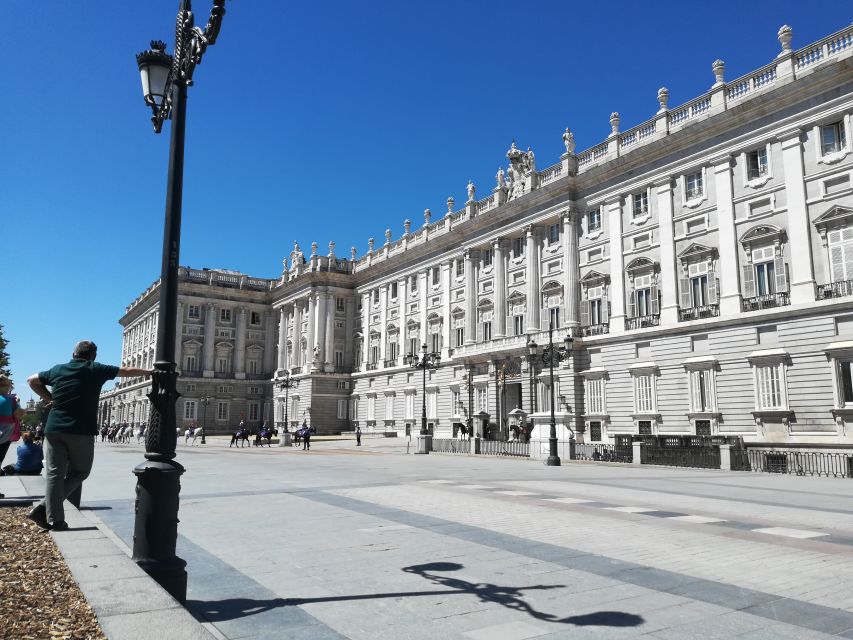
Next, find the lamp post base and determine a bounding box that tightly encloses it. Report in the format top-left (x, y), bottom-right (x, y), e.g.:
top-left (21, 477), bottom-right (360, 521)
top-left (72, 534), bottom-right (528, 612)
top-left (131, 458), bottom-right (188, 603)
top-left (546, 455), bottom-right (561, 466)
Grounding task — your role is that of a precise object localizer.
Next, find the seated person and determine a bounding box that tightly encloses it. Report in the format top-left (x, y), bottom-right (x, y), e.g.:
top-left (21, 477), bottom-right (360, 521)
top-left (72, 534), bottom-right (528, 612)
top-left (2, 431), bottom-right (44, 476)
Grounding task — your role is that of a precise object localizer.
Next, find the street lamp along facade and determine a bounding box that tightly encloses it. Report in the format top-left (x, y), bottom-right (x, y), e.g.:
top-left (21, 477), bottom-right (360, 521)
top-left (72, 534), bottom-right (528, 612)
top-left (274, 372), bottom-right (297, 446)
top-left (540, 323), bottom-right (573, 467)
top-left (199, 393), bottom-right (211, 444)
top-left (406, 344), bottom-right (441, 435)
top-left (133, 0), bottom-right (227, 604)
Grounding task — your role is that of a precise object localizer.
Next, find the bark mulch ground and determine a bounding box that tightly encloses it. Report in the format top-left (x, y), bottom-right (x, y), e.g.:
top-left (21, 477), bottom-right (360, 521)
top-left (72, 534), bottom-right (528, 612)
top-left (0, 507), bottom-right (106, 640)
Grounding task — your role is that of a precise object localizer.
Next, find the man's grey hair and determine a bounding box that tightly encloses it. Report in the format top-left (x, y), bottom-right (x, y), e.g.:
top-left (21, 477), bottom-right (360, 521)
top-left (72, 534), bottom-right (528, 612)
top-left (73, 340), bottom-right (98, 361)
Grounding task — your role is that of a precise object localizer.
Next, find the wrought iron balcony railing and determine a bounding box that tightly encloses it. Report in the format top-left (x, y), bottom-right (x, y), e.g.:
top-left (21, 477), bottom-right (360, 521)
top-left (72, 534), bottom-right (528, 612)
top-left (678, 304), bottom-right (719, 322)
top-left (625, 314), bottom-right (660, 331)
top-left (741, 292), bottom-right (790, 312)
top-left (580, 323), bottom-right (610, 337)
top-left (817, 279), bottom-right (853, 300)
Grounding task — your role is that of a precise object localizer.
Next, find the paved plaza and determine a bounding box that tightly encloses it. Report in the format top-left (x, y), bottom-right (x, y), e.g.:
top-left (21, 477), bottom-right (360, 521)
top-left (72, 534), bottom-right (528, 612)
top-left (10, 437), bottom-right (853, 639)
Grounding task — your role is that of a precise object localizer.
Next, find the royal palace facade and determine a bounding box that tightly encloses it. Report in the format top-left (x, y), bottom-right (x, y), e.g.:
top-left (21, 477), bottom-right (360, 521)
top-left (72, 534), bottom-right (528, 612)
top-left (101, 24), bottom-right (853, 451)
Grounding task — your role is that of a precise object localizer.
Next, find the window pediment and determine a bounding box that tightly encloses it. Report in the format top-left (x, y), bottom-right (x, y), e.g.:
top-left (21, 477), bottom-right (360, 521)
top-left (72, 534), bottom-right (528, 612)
top-left (507, 291), bottom-right (526, 303)
top-left (625, 257), bottom-right (657, 274)
top-left (540, 280), bottom-right (563, 294)
top-left (677, 243), bottom-right (717, 262)
top-left (813, 205), bottom-right (853, 234)
top-left (476, 298), bottom-right (493, 310)
top-left (580, 270), bottom-right (609, 285)
top-left (739, 224), bottom-right (785, 246)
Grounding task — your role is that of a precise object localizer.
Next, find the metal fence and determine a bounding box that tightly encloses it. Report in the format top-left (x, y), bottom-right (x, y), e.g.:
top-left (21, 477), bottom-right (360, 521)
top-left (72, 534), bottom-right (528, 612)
top-left (572, 443), bottom-right (632, 463)
top-left (480, 440), bottom-right (530, 458)
top-left (641, 445), bottom-right (720, 469)
top-left (731, 449), bottom-right (853, 478)
top-left (431, 438), bottom-right (470, 454)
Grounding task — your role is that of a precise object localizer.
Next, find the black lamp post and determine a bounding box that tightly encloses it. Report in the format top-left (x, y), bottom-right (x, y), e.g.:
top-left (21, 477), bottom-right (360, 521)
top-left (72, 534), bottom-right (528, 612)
top-left (134, 0), bottom-right (227, 603)
top-left (199, 394), bottom-right (211, 444)
top-left (275, 372), bottom-right (297, 437)
top-left (540, 321), bottom-right (573, 466)
top-left (406, 344), bottom-right (441, 435)
top-left (527, 338), bottom-right (538, 414)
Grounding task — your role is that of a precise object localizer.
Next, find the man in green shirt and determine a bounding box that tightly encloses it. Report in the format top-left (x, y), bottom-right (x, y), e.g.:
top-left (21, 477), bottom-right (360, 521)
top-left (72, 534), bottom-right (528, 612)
top-left (27, 340), bottom-right (152, 530)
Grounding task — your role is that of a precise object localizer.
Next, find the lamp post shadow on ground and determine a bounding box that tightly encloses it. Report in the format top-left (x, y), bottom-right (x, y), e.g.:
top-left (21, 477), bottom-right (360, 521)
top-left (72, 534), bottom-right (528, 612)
top-left (133, 0), bottom-right (228, 603)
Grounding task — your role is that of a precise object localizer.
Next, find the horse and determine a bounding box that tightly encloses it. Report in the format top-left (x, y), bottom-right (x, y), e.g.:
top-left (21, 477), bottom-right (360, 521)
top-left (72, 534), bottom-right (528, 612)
top-left (254, 426), bottom-right (273, 447)
top-left (136, 425), bottom-right (146, 445)
top-left (230, 427), bottom-right (250, 448)
top-left (184, 426), bottom-right (200, 446)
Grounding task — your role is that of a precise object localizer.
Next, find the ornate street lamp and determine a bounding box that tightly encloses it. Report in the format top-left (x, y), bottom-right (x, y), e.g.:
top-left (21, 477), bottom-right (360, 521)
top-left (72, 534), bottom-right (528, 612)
top-left (540, 321), bottom-right (573, 466)
top-left (406, 344), bottom-right (441, 435)
top-left (274, 372), bottom-right (298, 444)
top-left (527, 338), bottom-right (538, 415)
top-left (134, 0), bottom-right (227, 603)
top-left (199, 394), bottom-right (211, 444)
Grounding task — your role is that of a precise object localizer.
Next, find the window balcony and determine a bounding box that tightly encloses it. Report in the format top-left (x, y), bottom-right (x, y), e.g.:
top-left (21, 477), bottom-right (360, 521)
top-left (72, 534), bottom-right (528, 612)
top-left (817, 280), bottom-right (853, 300)
top-left (625, 315), bottom-right (660, 331)
top-left (366, 362), bottom-right (378, 371)
top-left (741, 293), bottom-right (790, 312)
top-left (678, 304), bottom-right (719, 322)
top-left (383, 359), bottom-right (398, 368)
top-left (580, 323), bottom-right (610, 337)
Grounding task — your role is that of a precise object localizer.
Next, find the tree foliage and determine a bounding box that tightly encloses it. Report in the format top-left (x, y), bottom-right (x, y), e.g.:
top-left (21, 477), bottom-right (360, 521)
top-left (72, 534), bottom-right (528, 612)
top-left (0, 323), bottom-right (10, 377)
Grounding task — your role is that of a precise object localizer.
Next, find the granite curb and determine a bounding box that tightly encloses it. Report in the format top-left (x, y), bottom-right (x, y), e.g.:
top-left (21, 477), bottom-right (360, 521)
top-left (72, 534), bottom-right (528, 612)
top-left (1, 475), bottom-right (217, 640)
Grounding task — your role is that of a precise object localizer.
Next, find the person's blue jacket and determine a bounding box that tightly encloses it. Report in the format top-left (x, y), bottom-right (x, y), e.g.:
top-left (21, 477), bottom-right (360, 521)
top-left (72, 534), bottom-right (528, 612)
top-left (14, 441), bottom-right (43, 473)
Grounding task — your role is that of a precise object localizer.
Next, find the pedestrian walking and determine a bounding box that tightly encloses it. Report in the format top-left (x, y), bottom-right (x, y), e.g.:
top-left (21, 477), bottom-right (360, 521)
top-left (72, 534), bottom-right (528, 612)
top-left (0, 375), bottom-right (25, 498)
top-left (302, 421), bottom-right (311, 451)
top-left (26, 340), bottom-right (153, 531)
top-left (356, 426), bottom-right (361, 446)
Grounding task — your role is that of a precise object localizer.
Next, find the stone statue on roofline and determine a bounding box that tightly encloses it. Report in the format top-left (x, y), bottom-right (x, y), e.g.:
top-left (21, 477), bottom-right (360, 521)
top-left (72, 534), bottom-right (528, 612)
top-left (495, 167), bottom-right (505, 191)
top-left (467, 180), bottom-right (476, 202)
top-left (562, 127), bottom-right (576, 154)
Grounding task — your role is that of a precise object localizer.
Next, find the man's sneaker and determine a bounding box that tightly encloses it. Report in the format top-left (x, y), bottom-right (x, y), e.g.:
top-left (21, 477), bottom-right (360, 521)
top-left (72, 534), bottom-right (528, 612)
top-left (50, 521), bottom-right (69, 532)
top-left (26, 504), bottom-right (50, 530)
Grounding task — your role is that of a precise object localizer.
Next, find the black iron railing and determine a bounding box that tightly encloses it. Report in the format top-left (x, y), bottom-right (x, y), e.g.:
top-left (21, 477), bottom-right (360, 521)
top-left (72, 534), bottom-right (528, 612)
top-left (432, 438), bottom-right (470, 454)
top-left (572, 443), bottom-right (632, 463)
top-left (741, 293), bottom-right (790, 312)
top-left (817, 280), bottom-right (853, 300)
top-left (678, 304), bottom-right (719, 321)
top-left (366, 362), bottom-right (378, 370)
top-left (580, 323), bottom-right (610, 337)
top-left (641, 445), bottom-right (720, 469)
top-left (480, 440), bottom-right (530, 457)
top-left (625, 315), bottom-right (660, 331)
top-left (731, 449), bottom-right (853, 478)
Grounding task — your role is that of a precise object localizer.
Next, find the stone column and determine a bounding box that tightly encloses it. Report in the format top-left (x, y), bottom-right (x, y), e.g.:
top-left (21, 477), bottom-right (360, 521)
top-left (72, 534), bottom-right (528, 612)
top-left (264, 311), bottom-right (276, 375)
top-left (606, 197), bottom-right (626, 333)
top-left (175, 302), bottom-right (183, 370)
top-left (306, 292), bottom-right (316, 371)
top-left (494, 239), bottom-right (507, 337)
top-left (324, 291), bottom-right (335, 371)
top-left (562, 211), bottom-right (580, 331)
top-left (235, 306), bottom-right (247, 379)
top-left (779, 129), bottom-right (816, 304)
top-left (316, 289), bottom-right (328, 367)
top-left (464, 249), bottom-right (477, 345)
top-left (379, 284), bottom-right (388, 366)
top-left (419, 271), bottom-right (428, 347)
top-left (276, 307), bottom-right (287, 373)
top-left (712, 156), bottom-right (741, 315)
top-left (655, 179), bottom-right (679, 325)
top-left (202, 302), bottom-right (216, 377)
top-left (361, 292), bottom-right (370, 370)
top-left (441, 260), bottom-right (452, 358)
top-left (525, 226), bottom-right (540, 332)
top-left (293, 302), bottom-right (303, 368)
top-left (344, 295), bottom-right (355, 369)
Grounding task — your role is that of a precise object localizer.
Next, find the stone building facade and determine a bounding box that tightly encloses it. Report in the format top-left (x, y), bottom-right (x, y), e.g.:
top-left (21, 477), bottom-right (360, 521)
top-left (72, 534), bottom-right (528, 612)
top-left (102, 24), bottom-right (853, 447)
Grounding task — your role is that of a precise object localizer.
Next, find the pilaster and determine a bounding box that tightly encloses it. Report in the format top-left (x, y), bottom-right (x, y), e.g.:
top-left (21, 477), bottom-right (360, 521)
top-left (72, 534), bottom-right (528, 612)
top-left (306, 293), bottom-right (316, 371)
top-left (276, 306), bottom-right (287, 373)
top-left (493, 238), bottom-right (507, 337)
top-left (324, 290), bottom-right (335, 371)
top-left (264, 310), bottom-right (276, 374)
top-left (779, 128), bottom-right (816, 303)
top-left (202, 302), bottom-right (216, 377)
top-left (525, 226), bottom-right (541, 332)
top-left (712, 155), bottom-right (742, 315)
top-left (562, 210), bottom-right (580, 331)
top-left (235, 306), bottom-right (247, 379)
top-left (655, 178), bottom-right (679, 325)
top-left (379, 285), bottom-right (388, 366)
top-left (441, 260), bottom-right (452, 358)
top-left (316, 289), bottom-right (328, 368)
top-left (464, 249), bottom-right (477, 345)
top-left (606, 197), bottom-right (626, 333)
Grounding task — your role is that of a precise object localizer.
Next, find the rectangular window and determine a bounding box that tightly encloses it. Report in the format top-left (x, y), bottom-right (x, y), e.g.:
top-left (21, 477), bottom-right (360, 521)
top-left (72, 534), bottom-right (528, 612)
top-left (587, 209), bottom-right (601, 232)
top-left (372, 289), bottom-right (380, 305)
top-left (636, 288), bottom-right (651, 317)
top-left (456, 327), bottom-right (465, 347)
top-left (685, 171), bottom-right (703, 200)
top-left (841, 361), bottom-right (853, 406)
top-left (482, 249), bottom-right (493, 268)
top-left (390, 283), bottom-right (398, 299)
top-left (632, 192), bottom-right (649, 218)
top-left (410, 275), bottom-right (419, 293)
top-left (370, 345), bottom-right (379, 364)
top-left (432, 267), bottom-right (441, 285)
top-left (388, 341), bottom-right (398, 361)
top-left (513, 315), bottom-right (525, 336)
top-left (747, 148), bottom-right (768, 179)
top-left (384, 394), bottom-right (394, 420)
top-left (250, 311), bottom-right (261, 325)
top-left (431, 332), bottom-right (441, 353)
top-left (586, 378), bottom-right (605, 415)
top-left (821, 121), bottom-right (847, 156)
top-left (248, 402), bottom-right (260, 421)
top-left (188, 305), bottom-right (200, 319)
top-left (548, 223), bottom-right (560, 245)
top-left (477, 388), bottom-right (488, 412)
top-left (638, 420), bottom-right (653, 435)
top-left (336, 297), bottom-right (345, 312)
top-left (185, 383), bottom-right (196, 392)
top-left (217, 358), bottom-right (230, 373)
top-left (589, 421), bottom-right (602, 442)
top-left (549, 307), bottom-right (560, 329)
top-left (408, 338), bottom-right (419, 358)
top-left (405, 393), bottom-right (415, 419)
top-left (248, 359), bottom-right (260, 374)
top-left (248, 386), bottom-right (260, 394)
top-left (185, 355), bottom-right (197, 372)
top-left (755, 261), bottom-right (776, 296)
top-left (828, 227), bottom-right (853, 283)
top-left (426, 390), bottom-right (437, 418)
top-left (634, 375), bottom-right (654, 413)
top-left (482, 322), bottom-right (492, 342)
top-left (335, 350), bottom-right (344, 368)
top-left (217, 401), bottom-right (229, 421)
top-left (337, 399), bottom-right (347, 420)
top-left (756, 364), bottom-right (784, 409)
top-left (220, 308), bottom-right (232, 323)
top-left (691, 275), bottom-right (708, 307)
top-left (512, 237), bottom-right (525, 258)
top-left (456, 260), bottom-right (464, 277)
top-left (589, 299), bottom-right (602, 325)
top-left (451, 390), bottom-right (461, 415)
top-left (695, 420), bottom-right (711, 436)
top-left (367, 396), bottom-right (376, 420)
top-left (689, 369), bottom-right (713, 412)
top-left (184, 400), bottom-right (197, 421)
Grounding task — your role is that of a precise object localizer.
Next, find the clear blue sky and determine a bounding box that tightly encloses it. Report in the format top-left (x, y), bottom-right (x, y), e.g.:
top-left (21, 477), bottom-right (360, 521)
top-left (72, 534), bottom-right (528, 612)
top-left (2, 1), bottom-right (844, 400)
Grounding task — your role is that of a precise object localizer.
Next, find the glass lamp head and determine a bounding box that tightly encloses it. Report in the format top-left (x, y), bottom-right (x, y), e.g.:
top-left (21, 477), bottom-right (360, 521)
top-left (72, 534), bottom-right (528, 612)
top-left (136, 40), bottom-right (172, 108)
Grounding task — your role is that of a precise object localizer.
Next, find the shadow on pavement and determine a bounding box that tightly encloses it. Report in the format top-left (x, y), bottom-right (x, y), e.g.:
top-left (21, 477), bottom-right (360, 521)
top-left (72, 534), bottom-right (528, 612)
top-left (187, 562), bottom-right (644, 628)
